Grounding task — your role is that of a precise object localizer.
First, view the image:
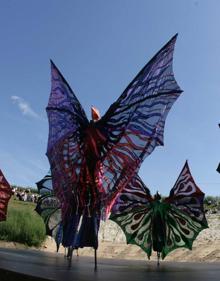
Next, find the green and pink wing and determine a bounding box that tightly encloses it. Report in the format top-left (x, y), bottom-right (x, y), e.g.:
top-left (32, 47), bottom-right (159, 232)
top-left (110, 175), bottom-right (153, 258)
top-left (162, 161), bottom-right (208, 258)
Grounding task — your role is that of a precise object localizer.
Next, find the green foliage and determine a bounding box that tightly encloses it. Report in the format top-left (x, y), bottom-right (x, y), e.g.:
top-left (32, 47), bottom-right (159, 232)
top-left (204, 196), bottom-right (220, 204)
top-left (29, 188), bottom-right (39, 194)
top-left (0, 199), bottom-right (46, 247)
top-left (204, 196), bottom-right (220, 214)
top-left (11, 185), bottom-right (38, 194)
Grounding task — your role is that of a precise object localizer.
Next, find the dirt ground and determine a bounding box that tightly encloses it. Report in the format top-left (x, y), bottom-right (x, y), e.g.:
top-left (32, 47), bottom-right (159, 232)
top-left (1, 214), bottom-right (220, 262)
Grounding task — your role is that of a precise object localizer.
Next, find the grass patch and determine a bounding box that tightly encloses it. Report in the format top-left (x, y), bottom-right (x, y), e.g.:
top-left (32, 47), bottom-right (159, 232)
top-left (0, 199), bottom-right (46, 247)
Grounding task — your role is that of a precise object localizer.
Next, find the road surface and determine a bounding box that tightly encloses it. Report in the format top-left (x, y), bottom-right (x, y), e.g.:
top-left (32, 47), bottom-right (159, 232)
top-left (0, 247), bottom-right (219, 281)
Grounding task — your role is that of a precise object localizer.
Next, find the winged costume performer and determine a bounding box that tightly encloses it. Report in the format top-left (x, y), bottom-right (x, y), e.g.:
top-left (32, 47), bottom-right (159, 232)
top-left (0, 169), bottom-right (12, 221)
top-left (46, 34), bottom-right (183, 260)
top-left (110, 161), bottom-right (208, 263)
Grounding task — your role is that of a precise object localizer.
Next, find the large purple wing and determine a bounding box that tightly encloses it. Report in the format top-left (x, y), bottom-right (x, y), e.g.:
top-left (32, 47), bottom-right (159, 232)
top-left (96, 34), bottom-right (183, 213)
top-left (46, 60), bottom-right (89, 152)
top-left (46, 61), bottom-right (89, 218)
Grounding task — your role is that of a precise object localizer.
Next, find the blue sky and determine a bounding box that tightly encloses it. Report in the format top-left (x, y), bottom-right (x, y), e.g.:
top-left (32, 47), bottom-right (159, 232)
top-left (0, 0), bottom-right (219, 195)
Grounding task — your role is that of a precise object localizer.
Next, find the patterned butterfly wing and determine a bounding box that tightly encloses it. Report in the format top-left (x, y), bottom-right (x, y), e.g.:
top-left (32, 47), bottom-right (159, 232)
top-left (0, 170), bottom-right (12, 221)
top-left (36, 172), bottom-right (63, 249)
top-left (96, 34), bottom-right (183, 216)
top-left (46, 61), bottom-right (89, 219)
top-left (162, 161), bottom-right (208, 258)
top-left (160, 204), bottom-right (207, 259)
top-left (111, 174), bottom-right (152, 214)
top-left (35, 194), bottom-right (62, 246)
top-left (110, 175), bottom-right (154, 258)
top-left (36, 172), bottom-right (53, 195)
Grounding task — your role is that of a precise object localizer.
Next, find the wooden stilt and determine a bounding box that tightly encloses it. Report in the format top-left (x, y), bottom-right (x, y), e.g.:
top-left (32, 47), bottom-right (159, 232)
top-left (94, 249), bottom-right (97, 271)
top-left (67, 247), bottom-right (73, 261)
top-left (157, 252), bottom-right (160, 266)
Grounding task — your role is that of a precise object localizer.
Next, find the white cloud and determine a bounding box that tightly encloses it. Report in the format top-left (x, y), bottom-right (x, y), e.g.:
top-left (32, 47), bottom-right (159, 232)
top-left (11, 95), bottom-right (40, 119)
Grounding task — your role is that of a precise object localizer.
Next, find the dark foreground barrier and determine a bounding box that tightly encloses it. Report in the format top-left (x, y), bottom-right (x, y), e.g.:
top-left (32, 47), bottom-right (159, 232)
top-left (0, 268), bottom-right (50, 281)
